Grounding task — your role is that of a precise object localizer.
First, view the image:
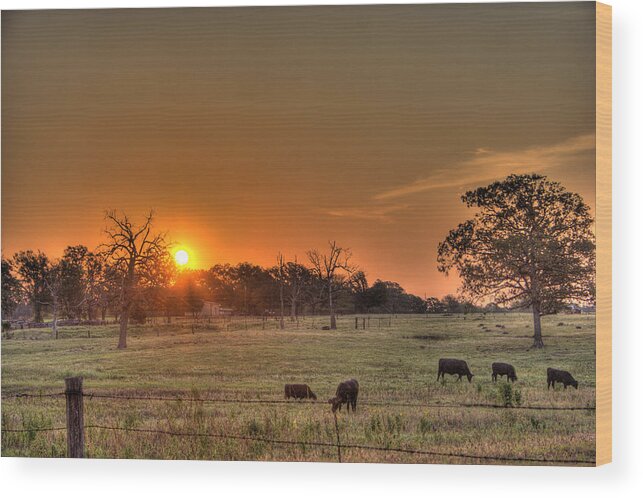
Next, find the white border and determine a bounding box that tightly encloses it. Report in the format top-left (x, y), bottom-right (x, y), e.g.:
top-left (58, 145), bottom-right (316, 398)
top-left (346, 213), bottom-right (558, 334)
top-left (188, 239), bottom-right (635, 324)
top-left (1, 1), bottom-right (641, 496)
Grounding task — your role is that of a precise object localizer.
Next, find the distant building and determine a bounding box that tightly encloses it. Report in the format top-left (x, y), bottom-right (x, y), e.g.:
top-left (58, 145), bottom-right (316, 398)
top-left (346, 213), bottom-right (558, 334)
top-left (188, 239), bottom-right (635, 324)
top-left (188, 301), bottom-right (233, 318)
top-left (564, 304), bottom-right (596, 315)
top-left (565, 304), bottom-right (583, 314)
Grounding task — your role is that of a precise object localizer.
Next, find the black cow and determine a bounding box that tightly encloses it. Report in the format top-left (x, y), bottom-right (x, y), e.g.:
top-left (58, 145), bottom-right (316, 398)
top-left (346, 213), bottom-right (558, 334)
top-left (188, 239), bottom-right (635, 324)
top-left (491, 362), bottom-right (517, 382)
top-left (437, 358), bottom-right (474, 383)
top-left (547, 368), bottom-right (578, 389)
top-left (328, 379), bottom-right (359, 413)
top-left (284, 384), bottom-right (317, 400)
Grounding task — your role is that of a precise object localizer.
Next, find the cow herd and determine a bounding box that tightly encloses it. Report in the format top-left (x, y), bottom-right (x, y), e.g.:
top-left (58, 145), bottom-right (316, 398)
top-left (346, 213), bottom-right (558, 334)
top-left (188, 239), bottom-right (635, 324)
top-left (435, 358), bottom-right (579, 390)
top-left (285, 379), bottom-right (359, 413)
top-left (286, 359), bottom-right (579, 414)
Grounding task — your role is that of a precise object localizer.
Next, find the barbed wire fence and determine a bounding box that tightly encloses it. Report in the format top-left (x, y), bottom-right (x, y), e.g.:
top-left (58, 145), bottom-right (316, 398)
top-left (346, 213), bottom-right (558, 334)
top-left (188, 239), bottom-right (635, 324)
top-left (1, 377), bottom-right (596, 465)
top-left (5, 391), bottom-right (597, 411)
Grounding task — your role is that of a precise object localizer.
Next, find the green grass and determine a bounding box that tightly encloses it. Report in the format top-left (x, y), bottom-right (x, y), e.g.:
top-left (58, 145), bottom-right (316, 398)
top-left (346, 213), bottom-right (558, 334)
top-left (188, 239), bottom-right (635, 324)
top-left (1, 313), bottom-right (596, 465)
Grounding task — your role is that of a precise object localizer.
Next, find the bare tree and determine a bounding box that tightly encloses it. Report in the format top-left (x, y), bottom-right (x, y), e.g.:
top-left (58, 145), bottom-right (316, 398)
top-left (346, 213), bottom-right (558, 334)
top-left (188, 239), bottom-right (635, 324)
top-left (101, 211), bottom-right (170, 349)
top-left (276, 253), bottom-right (286, 330)
top-left (307, 241), bottom-right (354, 330)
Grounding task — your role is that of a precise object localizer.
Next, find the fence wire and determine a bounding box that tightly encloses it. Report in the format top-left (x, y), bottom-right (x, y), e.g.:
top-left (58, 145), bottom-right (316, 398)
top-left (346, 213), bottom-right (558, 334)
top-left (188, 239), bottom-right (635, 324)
top-left (2, 424), bottom-right (595, 465)
top-left (2, 391), bottom-right (596, 411)
top-left (1, 389), bottom-right (597, 465)
top-left (2, 427), bottom-right (67, 433)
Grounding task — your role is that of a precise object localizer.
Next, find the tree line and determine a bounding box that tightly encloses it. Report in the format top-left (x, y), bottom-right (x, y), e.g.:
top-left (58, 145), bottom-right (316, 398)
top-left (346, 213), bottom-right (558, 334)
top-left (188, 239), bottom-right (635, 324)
top-left (2, 174), bottom-right (597, 349)
top-left (3, 211), bottom-right (470, 348)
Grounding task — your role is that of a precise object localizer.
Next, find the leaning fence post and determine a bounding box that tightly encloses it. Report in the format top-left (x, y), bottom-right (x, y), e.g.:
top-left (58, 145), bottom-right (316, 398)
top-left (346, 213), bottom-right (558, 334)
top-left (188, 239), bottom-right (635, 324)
top-left (333, 412), bottom-right (342, 463)
top-left (65, 376), bottom-right (85, 458)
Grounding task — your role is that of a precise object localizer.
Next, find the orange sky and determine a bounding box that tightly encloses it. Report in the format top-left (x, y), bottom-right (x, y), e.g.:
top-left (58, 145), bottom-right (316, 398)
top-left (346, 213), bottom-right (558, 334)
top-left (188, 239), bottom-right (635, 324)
top-left (1, 4), bottom-right (596, 297)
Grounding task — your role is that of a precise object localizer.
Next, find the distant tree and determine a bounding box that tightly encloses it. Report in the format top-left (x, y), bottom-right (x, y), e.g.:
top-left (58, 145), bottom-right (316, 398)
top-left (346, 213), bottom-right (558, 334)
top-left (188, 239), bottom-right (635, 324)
top-left (12, 250), bottom-right (50, 322)
top-left (366, 280), bottom-right (388, 312)
top-left (101, 211), bottom-right (170, 349)
top-left (441, 294), bottom-right (462, 314)
top-left (301, 271), bottom-right (326, 316)
top-left (438, 174), bottom-right (595, 348)
top-left (234, 263), bottom-right (276, 315)
top-left (184, 283), bottom-right (205, 319)
top-left (145, 247), bottom-right (177, 319)
top-left (425, 297), bottom-right (445, 314)
top-left (274, 253), bottom-right (286, 329)
top-left (350, 271), bottom-right (370, 313)
top-left (282, 259), bottom-right (311, 320)
top-left (83, 251), bottom-right (106, 321)
top-left (59, 245), bottom-right (88, 319)
top-left (366, 280), bottom-right (425, 314)
top-left (406, 294), bottom-right (428, 314)
top-left (163, 294), bottom-right (183, 323)
top-left (43, 260), bottom-right (65, 338)
top-left (484, 302), bottom-right (502, 313)
top-left (378, 281), bottom-right (406, 314)
top-left (307, 241), bottom-right (354, 330)
top-left (1, 258), bottom-right (23, 319)
top-left (130, 301), bottom-right (148, 325)
top-left (203, 263), bottom-right (275, 315)
top-left (58, 245), bottom-right (109, 321)
top-left (97, 262), bottom-right (122, 322)
top-left (203, 264), bottom-right (236, 308)
top-left (183, 275), bottom-right (205, 318)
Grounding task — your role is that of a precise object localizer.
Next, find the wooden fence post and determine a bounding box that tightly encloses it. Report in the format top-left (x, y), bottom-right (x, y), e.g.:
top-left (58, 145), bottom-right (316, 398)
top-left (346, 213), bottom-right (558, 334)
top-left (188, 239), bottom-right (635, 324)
top-left (355, 317), bottom-right (358, 329)
top-left (65, 376), bottom-right (85, 458)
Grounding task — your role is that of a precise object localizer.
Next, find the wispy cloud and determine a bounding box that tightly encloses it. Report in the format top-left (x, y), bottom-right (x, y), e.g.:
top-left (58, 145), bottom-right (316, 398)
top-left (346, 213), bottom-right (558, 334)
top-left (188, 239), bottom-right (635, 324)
top-left (327, 204), bottom-right (409, 222)
top-left (373, 133), bottom-right (595, 201)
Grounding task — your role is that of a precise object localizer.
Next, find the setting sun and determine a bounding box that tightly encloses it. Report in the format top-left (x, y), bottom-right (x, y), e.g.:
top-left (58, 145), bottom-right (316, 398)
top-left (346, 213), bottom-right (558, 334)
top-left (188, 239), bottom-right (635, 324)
top-left (174, 249), bottom-right (189, 266)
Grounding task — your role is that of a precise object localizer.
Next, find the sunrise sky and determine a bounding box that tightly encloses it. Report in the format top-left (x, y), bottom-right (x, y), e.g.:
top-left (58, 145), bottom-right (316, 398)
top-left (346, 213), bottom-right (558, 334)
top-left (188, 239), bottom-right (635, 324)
top-left (1, 3), bottom-right (596, 297)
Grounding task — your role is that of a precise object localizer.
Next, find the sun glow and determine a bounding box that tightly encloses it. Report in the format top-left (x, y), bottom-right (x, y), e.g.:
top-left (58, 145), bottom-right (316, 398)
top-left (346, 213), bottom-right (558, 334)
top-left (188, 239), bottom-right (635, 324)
top-left (174, 249), bottom-right (189, 266)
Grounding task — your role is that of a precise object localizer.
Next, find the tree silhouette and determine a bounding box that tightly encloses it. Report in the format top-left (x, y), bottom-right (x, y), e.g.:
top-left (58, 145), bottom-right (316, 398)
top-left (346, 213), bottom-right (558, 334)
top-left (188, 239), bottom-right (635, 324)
top-left (1, 258), bottom-right (23, 319)
top-left (307, 241), bottom-right (354, 330)
top-left (282, 259), bottom-right (311, 321)
top-left (438, 174), bottom-right (595, 348)
top-left (101, 211), bottom-right (170, 349)
top-left (12, 250), bottom-right (50, 322)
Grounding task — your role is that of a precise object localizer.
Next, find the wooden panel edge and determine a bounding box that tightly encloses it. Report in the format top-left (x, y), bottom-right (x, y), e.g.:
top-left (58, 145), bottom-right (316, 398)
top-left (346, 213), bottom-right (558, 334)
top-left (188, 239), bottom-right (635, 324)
top-left (595, 0), bottom-right (612, 467)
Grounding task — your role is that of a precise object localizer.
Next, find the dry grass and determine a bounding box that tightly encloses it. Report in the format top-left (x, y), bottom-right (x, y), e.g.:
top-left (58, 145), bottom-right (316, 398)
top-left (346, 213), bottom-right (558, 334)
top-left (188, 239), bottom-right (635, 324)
top-left (1, 313), bottom-right (596, 465)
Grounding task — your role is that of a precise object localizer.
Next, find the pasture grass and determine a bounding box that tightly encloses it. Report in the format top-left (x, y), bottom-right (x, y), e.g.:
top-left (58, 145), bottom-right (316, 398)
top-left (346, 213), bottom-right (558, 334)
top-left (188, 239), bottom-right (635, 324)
top-left (1, 313), bottom-right (596, 465)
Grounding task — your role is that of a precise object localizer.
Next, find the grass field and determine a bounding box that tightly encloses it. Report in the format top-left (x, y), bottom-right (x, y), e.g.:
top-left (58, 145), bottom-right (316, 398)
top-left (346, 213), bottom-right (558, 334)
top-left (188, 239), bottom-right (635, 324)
top-left (1, 313), bottom-right (596, 465)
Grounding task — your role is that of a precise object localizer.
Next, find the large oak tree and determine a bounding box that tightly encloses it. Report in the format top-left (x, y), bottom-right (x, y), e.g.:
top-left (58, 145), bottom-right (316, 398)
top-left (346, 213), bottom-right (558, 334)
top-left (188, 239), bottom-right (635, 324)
top-left (438, 174), bottom-right (595, 348)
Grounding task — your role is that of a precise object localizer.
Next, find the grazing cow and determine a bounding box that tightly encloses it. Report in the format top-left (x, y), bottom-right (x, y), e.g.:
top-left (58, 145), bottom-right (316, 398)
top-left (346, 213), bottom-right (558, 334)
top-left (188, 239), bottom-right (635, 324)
top-left (437, 358), bottom-right (474, 383)
top-left (491, 362), bottom-right (518, 382)
top-left (284, 384), bottom-right (317, 400)
top-left (328, 379), bottom-right (359, 413)
top-left (437, 358), bottom-right (473, 382)
top-left (547, 368), bottom-right (578, 390)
